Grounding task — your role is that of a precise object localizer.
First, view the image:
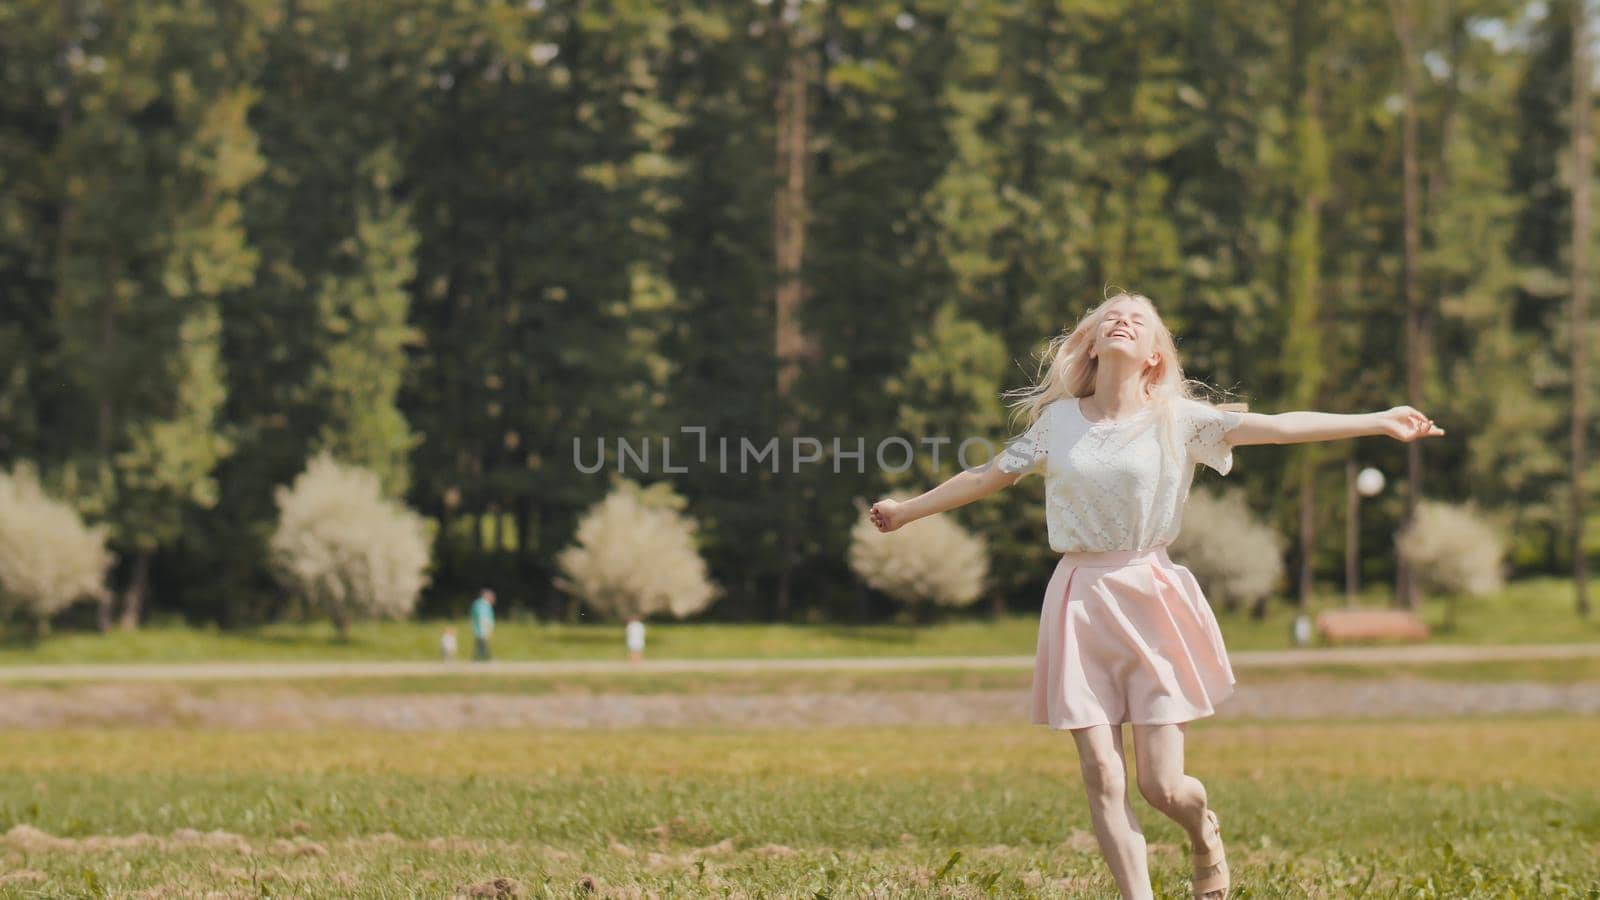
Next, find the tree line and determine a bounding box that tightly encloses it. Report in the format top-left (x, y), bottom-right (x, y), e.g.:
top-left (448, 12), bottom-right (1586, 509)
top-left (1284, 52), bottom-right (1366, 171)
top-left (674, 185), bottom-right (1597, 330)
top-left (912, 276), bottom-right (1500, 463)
top-left (0, 0), bottom-right (1594, 628)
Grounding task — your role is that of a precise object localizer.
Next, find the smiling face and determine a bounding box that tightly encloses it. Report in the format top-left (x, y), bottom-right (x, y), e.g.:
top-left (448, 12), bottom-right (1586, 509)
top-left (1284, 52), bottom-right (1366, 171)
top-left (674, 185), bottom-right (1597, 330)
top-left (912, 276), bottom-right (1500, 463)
top-left (1088, 297), bottom-right (1160, 371)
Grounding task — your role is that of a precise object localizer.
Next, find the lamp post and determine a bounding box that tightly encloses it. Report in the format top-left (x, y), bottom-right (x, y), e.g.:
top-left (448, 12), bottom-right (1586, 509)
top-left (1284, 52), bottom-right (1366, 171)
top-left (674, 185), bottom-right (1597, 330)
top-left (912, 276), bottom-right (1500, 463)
top-left (1345, 461), bottom-right (1386, 606)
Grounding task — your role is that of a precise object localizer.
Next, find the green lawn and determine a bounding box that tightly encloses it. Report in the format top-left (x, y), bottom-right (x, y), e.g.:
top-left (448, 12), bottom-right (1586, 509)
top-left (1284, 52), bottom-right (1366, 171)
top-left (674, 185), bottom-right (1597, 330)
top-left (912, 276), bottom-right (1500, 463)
top-left (2, 575), bottom-right (1597, 667)
top-left (0, 719), bottom-right (1595, 897)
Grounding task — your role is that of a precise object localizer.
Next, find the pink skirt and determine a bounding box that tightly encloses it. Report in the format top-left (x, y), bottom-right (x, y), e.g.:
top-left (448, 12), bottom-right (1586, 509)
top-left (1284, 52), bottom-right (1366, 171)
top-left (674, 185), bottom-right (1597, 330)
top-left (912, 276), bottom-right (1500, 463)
top-left (1031, 544), bottom-right (1236, 730)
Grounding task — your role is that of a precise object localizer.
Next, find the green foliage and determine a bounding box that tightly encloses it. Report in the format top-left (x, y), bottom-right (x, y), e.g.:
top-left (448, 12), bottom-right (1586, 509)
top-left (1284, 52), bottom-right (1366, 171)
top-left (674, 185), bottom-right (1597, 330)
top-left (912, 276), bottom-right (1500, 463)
top-left (113, 305), bottom-right (232, 553)
top-left (308, 146), bottom-right (421, 498)
top-left (0, 0), bottom-right (1587, 628)
top-left (889, 303), bottom-right (1009, 481)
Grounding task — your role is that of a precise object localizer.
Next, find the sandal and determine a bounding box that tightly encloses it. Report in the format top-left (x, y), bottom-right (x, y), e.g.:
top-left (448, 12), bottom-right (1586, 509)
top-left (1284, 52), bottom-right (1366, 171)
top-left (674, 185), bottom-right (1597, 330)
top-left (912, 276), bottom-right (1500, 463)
top-left (1192, 808), bottom-right (1229, 899)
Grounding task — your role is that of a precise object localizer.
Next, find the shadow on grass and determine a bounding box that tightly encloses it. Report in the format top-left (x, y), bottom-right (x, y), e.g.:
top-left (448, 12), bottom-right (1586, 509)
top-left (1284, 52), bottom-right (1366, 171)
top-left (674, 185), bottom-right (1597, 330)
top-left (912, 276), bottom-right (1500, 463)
top-left (0, 630), bottom-right (43, 651)
top-left (817, 625), bottom-right (920, 645)
top-left (234, 630), bottom-right (364, 649)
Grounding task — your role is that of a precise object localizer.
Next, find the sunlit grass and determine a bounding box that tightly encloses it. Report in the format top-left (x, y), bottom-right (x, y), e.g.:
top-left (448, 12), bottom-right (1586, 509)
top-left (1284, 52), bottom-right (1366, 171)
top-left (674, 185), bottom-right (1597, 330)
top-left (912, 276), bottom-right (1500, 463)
top-left (0, 719), bottom-right (1595, 897)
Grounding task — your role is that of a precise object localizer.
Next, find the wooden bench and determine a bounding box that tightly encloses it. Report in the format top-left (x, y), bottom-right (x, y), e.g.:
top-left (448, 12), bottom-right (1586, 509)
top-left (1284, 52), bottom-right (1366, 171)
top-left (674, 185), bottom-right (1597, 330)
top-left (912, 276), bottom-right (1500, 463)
top-left (1313, 609), bottom-right (1430, 645)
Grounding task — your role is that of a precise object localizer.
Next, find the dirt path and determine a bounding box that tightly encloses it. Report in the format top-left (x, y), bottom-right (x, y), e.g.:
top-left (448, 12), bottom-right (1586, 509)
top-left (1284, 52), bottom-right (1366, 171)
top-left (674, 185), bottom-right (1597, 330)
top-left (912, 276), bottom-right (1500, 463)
top-left (1, 642), bottom-right (1597, 683)
top-left (0, 677), bottom-right (1596, 730)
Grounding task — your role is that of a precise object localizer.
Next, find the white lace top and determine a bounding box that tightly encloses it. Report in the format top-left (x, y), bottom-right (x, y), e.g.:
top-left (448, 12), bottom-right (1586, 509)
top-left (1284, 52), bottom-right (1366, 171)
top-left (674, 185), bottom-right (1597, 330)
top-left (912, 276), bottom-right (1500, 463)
top-left (995, 396), bottom-right (1244, 553)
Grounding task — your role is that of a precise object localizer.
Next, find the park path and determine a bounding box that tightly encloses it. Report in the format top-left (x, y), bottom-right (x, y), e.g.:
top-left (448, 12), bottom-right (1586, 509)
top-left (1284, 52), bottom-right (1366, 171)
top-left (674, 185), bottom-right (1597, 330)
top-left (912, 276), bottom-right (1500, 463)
top-left (0, 641), bottom-right (1596, 683)
top-left (0, 677), bottom-right (1597, 730)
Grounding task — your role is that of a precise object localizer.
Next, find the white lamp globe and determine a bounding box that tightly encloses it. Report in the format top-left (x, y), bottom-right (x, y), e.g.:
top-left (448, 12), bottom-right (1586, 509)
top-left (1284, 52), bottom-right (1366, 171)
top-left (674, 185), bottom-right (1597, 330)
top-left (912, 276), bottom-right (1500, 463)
top-left (1356, 466), bottom-right (1385, 497)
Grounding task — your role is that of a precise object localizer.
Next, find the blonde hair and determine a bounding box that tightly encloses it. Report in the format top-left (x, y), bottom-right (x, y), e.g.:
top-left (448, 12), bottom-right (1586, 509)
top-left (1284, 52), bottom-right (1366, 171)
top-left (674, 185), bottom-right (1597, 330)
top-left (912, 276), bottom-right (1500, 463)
top-left (1002, 291), bottom-right (1232, 464)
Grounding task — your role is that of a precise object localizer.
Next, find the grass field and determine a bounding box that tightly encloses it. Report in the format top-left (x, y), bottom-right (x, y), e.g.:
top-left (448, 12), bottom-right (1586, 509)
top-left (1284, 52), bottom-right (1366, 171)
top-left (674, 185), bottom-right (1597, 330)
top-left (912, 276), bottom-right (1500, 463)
top-left (0, 719), bottom-right (1595, 897)
top-left (4, 576), bottom-right (1598, 667)
top-left (6, 582), bottom-right (1595, 897)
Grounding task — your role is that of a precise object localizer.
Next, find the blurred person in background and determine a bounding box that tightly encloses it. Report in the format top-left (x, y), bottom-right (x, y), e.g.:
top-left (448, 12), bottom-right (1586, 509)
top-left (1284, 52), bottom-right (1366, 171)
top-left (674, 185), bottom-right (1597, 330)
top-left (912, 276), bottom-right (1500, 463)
top-left (470, 589), bottom-right (495, 662)
top-left (625, 615), bottom-right (645, 663)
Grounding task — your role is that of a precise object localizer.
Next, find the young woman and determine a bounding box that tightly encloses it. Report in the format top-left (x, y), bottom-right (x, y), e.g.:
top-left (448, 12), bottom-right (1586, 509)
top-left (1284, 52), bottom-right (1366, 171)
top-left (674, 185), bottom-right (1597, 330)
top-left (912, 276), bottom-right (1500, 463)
top-left (866, 292), bottom-right (1443, 900)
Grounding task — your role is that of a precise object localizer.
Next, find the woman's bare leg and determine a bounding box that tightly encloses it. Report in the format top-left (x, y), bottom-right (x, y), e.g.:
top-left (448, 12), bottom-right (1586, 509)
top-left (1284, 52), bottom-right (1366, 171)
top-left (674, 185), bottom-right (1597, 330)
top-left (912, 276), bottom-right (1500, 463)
top-left (1071, 724), bottom-right (1151, 900)
top-left (1132, 723), bottom-right (1225, 896)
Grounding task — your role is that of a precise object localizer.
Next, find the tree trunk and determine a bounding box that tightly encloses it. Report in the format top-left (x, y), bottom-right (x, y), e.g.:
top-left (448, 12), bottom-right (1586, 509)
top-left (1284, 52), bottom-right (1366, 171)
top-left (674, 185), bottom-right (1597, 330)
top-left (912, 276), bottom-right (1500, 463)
top-left (773, 8), bottom-right (813, 403)
top-left (1297, 459), bottom-right (1316, 605)
top-left (1285, 0), bottom-right (1328, 613)
top-left (773, 3), bottom-right (814, 620)
top-left (515, 495), bottom-right (533, 555)
top-left (96, 590), bottom-right (114, 633)
top-left (1573, 0), bottom-right (1594, 618)
top-left (1249, 592), bottom-right (1271, 621)
top-left (1392, 0), bottom-right (1425, 609)
top-left (118, 550), bottom-right (150, 630)
top-left (438, 502), bottom-right (454, 591)
top-left (543, 507), bottom-right (567, 621)
top-left (1345, 458), bottom-right (1360, 606)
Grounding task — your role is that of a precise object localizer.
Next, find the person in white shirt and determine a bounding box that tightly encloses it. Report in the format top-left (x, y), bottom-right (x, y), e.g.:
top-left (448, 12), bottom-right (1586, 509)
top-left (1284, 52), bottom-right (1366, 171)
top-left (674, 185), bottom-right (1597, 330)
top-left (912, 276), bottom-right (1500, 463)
top-left (866, 291), bottom-right (1443, 900)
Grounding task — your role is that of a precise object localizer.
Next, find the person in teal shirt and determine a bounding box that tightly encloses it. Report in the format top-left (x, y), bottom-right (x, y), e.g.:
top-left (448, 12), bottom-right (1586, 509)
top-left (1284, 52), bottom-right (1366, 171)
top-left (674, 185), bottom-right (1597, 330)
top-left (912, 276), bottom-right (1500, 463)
top-left (470, 589), bottom-right (496, 661)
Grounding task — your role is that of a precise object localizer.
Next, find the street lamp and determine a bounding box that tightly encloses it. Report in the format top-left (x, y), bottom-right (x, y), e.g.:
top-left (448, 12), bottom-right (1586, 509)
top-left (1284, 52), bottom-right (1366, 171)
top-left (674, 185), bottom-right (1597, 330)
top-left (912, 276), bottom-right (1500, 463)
top-left (1345, 462), bottom-right (1386, 605)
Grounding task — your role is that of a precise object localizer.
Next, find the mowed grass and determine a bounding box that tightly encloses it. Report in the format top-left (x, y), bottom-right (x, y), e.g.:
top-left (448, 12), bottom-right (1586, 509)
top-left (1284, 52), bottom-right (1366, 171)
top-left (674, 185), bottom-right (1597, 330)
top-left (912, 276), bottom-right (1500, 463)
top-left (3, 575), bottom-right (1598, 667)
top-left (0, 719), bottom-right (1597, 897)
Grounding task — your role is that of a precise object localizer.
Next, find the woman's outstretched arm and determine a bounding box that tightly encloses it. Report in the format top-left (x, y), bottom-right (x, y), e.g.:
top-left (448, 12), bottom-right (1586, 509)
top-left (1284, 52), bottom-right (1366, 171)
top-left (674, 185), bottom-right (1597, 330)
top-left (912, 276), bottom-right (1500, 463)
top-left (865, 460), bottom-right (1023, 533)
top-left (1226, 405), bottom-right (1443, 447)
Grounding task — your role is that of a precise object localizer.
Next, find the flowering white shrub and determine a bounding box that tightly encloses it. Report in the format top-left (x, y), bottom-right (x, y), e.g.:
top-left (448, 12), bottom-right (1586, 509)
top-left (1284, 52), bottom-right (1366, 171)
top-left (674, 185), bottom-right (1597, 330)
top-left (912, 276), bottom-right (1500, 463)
top-left (269, 452), bottom-right (430, 633)
top-left (848, 491), bottom-right (989, 609)
top-left (1173, 487), bottom-right (1285, 613)
top-left (1396, 500), bottom-right (1506, 597)
top-left (555, 479), bottom-right (719, 620)
top-left (0, 464), bottom-right (113, 625)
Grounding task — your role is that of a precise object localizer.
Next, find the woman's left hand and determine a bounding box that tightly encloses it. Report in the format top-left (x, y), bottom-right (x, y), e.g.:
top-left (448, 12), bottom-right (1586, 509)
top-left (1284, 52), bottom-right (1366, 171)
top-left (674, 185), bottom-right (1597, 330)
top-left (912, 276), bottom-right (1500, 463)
top-left (1375, 406), bottom-right (1445, 442)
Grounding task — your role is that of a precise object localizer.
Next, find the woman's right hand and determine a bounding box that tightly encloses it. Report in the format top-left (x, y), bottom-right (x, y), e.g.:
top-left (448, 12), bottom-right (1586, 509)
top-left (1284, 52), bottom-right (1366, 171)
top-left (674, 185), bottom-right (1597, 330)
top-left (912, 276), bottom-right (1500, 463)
top-left (1374, 405), bottom-right (1444, 442)
top-left (867, 498), bottom-right (908, 533)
